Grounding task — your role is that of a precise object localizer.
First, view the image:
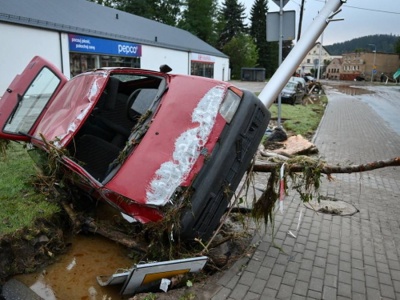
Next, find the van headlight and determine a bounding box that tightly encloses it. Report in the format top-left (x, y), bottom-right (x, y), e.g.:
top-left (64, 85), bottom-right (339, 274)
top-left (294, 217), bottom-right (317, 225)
top-left (219, 88), bottom-right (241, 123)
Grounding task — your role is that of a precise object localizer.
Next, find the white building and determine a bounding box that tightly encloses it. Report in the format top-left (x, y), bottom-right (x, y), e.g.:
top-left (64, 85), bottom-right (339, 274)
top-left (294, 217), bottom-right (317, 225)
top-left (0, 0), bottom-right (230, 93)
top-left (296, 42), bottom-right (338, 77)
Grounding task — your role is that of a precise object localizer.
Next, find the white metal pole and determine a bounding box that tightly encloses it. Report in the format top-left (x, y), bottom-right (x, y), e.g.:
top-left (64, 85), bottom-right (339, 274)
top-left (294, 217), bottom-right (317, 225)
top-left (277, 0), bottom-right (283, 128)
top-left (317, 0), bottom-right (327, 81)
top-left (258, 0), bottom-right (346, 108)
top-left (317, 37), bottom-right (323, 81)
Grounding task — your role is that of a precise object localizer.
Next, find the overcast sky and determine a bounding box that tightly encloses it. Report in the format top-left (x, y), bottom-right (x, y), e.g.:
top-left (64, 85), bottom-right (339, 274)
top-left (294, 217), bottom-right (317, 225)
top-left (234, 0), bottom-right (400, 46)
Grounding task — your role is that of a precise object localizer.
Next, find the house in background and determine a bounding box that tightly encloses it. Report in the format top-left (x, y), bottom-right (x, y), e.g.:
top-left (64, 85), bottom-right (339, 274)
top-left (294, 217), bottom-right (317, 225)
top-left (325, 57), bottom-right (343, 80)
top-left (296, 42), bottom-right (338, 77)
top-left (340, 51), bottom-right (400, 81)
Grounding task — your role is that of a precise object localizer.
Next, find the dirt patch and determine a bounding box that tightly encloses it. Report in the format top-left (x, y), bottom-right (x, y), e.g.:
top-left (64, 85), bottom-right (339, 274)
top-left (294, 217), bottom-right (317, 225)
top-left (0, 213), bottom-right (69, 283)
top-left (1, 195), bottom-right (258, 298)
top-left (304, 197), bottom-right (359, 216)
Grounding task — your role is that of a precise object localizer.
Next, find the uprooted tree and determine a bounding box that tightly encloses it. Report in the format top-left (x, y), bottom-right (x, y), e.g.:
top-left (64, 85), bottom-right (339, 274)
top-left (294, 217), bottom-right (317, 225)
top-left (250, 155), bottom-right (400, 226)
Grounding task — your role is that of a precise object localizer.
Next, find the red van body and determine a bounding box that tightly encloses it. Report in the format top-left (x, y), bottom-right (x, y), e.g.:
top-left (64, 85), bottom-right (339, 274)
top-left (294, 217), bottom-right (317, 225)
top-left (0, 56), bottom-right (270, 239)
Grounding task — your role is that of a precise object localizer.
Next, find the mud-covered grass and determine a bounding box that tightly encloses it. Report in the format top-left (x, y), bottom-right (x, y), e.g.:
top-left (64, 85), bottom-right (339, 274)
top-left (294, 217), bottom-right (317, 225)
top-left (0, 215), bottom-right (68, 281)
top-left (0, 143), bottom-right (60, 236)
top-left (0, 142), bottom-right (67, 282)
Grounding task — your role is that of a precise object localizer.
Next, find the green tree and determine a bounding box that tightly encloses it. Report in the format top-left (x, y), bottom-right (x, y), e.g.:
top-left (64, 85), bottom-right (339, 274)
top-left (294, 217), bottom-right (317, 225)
top-left (249, 0), bottom-right (283, 78)
top-left (282, 40), bottom-right (293, 59)
top-left (218, 0), bottom-right (247, 49)
top-left (87, 0), bottom-right (115, 7)
top-left (114, 0), bottom-right (153, 19)
top-left (249, 0), bottom-right (270, 77)
top-left (265, 41), bottom-right (279, 77)
top-left (178, 0), bottom-right (219, 46)
top-left (223, 34), bottom-right (258, 79)
top-left (152, 0), bottom-right (181, 26)
top-left (113, 0), bottom-right (181, 26)
top-left (395, 37), bottom-right (400, 55)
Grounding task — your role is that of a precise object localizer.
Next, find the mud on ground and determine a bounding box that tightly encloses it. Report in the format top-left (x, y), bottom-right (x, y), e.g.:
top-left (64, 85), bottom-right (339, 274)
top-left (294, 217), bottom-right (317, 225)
top-left (0, 199), bottom-right (258, 299)
top-left (0, 213), bottom-right (69, 283)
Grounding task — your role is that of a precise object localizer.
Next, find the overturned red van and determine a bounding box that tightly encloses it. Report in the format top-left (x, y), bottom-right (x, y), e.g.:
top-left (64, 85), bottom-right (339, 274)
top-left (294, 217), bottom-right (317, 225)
top-left (0, 56), bottom-right (270, 240)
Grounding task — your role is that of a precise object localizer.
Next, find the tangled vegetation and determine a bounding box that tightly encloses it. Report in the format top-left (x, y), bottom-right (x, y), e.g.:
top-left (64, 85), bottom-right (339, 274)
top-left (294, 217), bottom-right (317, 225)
top-left (251, 155), bottom-right (326, 228)
top-left (0, 139), bottom-right (9, 160)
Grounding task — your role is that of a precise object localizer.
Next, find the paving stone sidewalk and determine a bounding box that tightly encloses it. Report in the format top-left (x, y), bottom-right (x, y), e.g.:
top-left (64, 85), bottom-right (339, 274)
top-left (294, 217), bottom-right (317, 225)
top-left (211, 83), bottom-right (400, 299)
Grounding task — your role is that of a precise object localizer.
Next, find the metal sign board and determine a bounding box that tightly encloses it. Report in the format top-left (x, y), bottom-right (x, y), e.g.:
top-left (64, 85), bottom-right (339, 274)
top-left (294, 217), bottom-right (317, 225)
top-left (266, 10), bottom-right (296, 42)
top-left (121, 256), bottom-right (208, 295)
top-left (272, 0), bottom-right (289, 7)
top-left (68, 34), bottom-right (142, 57)
top-left (97, 256), bottom-right (208, 296)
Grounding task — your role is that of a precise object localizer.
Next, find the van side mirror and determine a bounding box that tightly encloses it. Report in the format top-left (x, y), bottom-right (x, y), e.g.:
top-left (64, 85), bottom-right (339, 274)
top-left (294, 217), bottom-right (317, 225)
top-left (159, 65), bottom-right (172, 73)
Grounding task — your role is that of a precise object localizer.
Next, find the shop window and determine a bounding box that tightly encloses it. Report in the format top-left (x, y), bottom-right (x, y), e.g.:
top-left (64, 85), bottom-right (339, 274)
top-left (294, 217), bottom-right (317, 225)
top-left (100, 56), bottom-right (140, 68)
top-left (191, 62), bottom-right (214, 78)
top-left (70, 53), bottom-right (96, 77)
top-left (69, 53), bottom-right (140, 77)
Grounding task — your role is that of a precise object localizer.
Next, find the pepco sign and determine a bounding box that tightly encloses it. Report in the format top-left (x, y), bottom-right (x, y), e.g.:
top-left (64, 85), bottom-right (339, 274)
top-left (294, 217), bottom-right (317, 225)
top-left (118, 44), bottom-right (139, 55)
top-left (69, 34), bottom-right (141, 57)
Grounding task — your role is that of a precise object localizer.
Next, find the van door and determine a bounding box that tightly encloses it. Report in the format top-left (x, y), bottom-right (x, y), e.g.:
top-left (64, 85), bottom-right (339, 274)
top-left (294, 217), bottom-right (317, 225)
top-left (0, 56), bottom-right (67, 141)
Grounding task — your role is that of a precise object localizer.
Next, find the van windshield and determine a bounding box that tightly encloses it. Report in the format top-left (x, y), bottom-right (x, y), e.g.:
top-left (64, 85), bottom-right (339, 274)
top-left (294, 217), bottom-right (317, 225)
top-left (4, 67), bottom-right (60, 135)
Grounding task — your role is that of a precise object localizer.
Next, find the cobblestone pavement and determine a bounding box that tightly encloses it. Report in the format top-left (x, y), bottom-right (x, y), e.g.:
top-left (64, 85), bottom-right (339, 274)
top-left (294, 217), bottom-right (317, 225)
top-left (211, 82), bottom-right (400, 299)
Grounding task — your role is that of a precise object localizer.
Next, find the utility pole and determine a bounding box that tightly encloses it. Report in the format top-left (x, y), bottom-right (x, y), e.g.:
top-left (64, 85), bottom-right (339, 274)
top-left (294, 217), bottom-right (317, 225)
top-left (258, 0), bottom-right (347, 109)
top-left (277, 0), bottom-right (283, 128)
top-left (297, 0), bottom-right (305, 41)
top-left (317, 0), bottom-right (327, 81)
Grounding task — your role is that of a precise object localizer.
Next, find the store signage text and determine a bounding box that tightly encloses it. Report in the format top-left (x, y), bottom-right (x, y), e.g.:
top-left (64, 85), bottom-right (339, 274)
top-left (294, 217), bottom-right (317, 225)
top-left (68, 34), bottom-right (142, 57)
top-left (191, 53), bottom-right (215, 63)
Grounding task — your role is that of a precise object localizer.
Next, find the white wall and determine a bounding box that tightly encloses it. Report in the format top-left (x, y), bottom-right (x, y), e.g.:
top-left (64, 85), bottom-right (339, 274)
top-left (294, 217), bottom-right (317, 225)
top-left (60, 32), bottom-right (71, 78)
top-left (0, 23), bottom-right (65, 94)
top-left (141, 45), bottom-right (189, 74)
top-left (140, 45), bottom-right (229, 81)
top-left (0, 23), bottom-right (229, 96)
top-left (213, 57), bottom-right (229, 81)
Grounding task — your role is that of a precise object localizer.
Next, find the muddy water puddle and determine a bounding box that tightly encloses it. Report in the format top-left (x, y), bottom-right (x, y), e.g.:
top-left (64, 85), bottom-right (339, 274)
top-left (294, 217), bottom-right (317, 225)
top-left (15, 234), bottom-right (134, 299)
top-left (331, 84), bottom-right (374, 96)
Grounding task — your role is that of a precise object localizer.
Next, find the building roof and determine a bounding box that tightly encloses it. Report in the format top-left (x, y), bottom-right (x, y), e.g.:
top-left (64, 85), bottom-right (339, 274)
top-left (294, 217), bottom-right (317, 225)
top-left (0, 0), bottom-right (227, 58)
top-left (314, 42), bottom-right (331, 56)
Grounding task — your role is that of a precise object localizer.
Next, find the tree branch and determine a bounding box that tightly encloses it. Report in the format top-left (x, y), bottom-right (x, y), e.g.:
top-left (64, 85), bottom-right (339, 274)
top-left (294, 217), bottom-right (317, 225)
top-left (254, 157), bottom-right (400, 174)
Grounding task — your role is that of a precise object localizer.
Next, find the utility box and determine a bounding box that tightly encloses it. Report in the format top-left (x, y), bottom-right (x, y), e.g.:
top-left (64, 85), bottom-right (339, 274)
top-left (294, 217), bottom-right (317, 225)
top-left (241, 68), bottom-right (266, 81)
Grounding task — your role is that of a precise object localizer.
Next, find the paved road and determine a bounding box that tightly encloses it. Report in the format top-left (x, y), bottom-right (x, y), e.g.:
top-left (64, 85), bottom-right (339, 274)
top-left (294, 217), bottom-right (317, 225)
top-left (211, 81), bottom-right (400, 299)
top-left (320, 81), bottom-right (400, 136)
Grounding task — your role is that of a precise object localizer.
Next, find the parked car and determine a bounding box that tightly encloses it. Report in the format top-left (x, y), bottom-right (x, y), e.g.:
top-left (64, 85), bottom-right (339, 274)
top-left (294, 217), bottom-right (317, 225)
top-left (304, 75), bottom-right (316, 83)
top-left (0, 56), bottom-right (270, 240)
top-left (289, 76), bottom-right (308, 93)
top-left (354, 75), bottom-right (366, 81)
top-left (279, 81), bottom-right (305, 105)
